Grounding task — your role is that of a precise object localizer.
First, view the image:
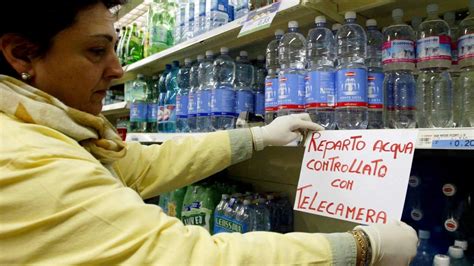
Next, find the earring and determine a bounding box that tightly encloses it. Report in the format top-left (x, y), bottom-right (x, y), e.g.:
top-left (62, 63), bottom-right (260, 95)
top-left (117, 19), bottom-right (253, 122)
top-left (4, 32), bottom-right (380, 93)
top-left (21, 72), bottom-right (31, 81)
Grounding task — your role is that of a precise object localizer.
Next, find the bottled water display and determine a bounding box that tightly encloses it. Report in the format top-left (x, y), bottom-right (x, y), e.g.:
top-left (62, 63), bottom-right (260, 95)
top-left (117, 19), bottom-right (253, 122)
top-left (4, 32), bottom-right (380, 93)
top-left (129, 74), bottom-right (149, 133)
top-left (278, 21), bottom-right (307, 117)
top-left (158, 64), bottom-right (172, 132)
top-left (265, 29), bottom-right (284, 124)
top-left (305, 16), bottom-right (336, 129)
top-left (235, 51), bottom-right (255, 115)
top-left (458, 1), bottom-right (474, 127)
top-left (147, 0), bottom-right (176, 55)
top-left (196, 50), bottom-right (215, 132)
top-left (366, 19), bottom-right (384, 129)
top-left (188, 55), bottom-right (204, 132)
top-left (211, 47), bottom-right (237, 130)
top-left (254, 55), bottom-right (267, 117)
top-left (176, 58), bottom-right (192, 132)
top-left (335, 11), bottom-right (368, 129)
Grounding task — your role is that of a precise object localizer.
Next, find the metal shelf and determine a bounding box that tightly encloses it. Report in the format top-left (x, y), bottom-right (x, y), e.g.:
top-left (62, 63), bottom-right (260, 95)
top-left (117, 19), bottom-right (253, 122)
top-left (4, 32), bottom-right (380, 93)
top-left (101, 101), bottom-right (129, 116)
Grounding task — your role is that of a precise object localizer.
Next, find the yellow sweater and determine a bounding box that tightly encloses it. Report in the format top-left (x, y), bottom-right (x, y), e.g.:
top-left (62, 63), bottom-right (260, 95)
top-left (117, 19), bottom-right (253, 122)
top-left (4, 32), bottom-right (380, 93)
top-left (0, 112), bottom-right (356, 265)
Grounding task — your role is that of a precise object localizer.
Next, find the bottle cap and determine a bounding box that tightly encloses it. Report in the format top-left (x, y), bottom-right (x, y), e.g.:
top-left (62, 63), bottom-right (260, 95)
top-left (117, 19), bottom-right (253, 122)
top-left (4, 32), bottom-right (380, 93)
top-left (418, 230), bottom-right (430, 239)
top-left (366, 19), bottom-right (377, 27)
top-left (288, 21), bottom-right (298, 28)
top-left (445, 218), bottom-right (459, 232)
top-left (454, 240), bottom-right (468, 250)
top-left (275, 29), bottom-right (284, 36)
top-left (184, 58), bottom-right (192, 64)
top-left (257, 55), bottom-right (264, 61)
top-left (409, 175), bottom-right (420, 187)
top-left (315, 16), bottom-right (326, 24)
top-left (392, 8), bottom-right (404, 18)
top-left (220, 47), bottom-right (229, 54)
top-left (443, 12), bottom-right (455, 23)
top-left (427, 3), bottom-right (439, 14)
top-left (197, 55), bottom-right (204, 60)
top-left (345, 11), bottom-right (356, 20)
top-left (240, 50), bottom-right (248, 57)
top-left (332, 23), bottom-right (342, 31)
top-left (205, 50), bottom-right (214, 56)
top-left (442, 183), bottom-right (456, 196)
top-left (433, 254), bottom-right (450, 266)
top-left (448, 246), bottom-right (464, 259)
top-left (243, 199), bottom-right (251, 205)
top-left (136, 74), bottom-right (144, 78)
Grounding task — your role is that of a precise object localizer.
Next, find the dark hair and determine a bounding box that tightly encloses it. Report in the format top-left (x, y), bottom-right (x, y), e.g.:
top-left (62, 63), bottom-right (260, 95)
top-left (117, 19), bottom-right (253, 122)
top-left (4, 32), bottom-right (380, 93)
top-left (0, 0), bottom-right (127, 78)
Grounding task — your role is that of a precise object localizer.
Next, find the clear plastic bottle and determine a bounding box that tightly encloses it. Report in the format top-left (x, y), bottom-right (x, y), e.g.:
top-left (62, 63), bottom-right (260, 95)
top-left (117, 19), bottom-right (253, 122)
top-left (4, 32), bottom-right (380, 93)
top-left (235, 199), bottom-right (255, 233)
top-left (234, 0), bottom-right (249, 20)
top-left (264, 29), bottom-right (284, 124)
top-left (392, 70), bottom-right (417, 128)
top-left (252, 198), bottom-right (271, 231)
top-left (158, 64), bottom-right (172, 132)
top-left (445, 11), bottom-right (460, 70)
top-left (253, 55), bottom-right (267, 117)
top-left (175, 0), bottom-right (186, 44)
top-left (188, 55), bottom-right (204, 132)
top-left (195, 0), bottom-right (207, 36)
top-left (458, 1), bottom-right (474, 127)
top-left (459, 67), bottom-right (474, 127)
top-left (147, 75), bottom-right (159, 133)
top-left (213, 194), bottom-right (230, 234)
top-left (335, 11), bottom-right (368, 129)
top-left (410, 230), bottom-right (435, 266)
top-left (206, 0), bottom-right (229, 31)
top-left (196, 50), bottom-right (214, 132)
top-left (278, 21), bottom-right (306, 117)
top-left (164, 60), bottom-right (180, 133)
top-left (129, 74), bottom-right (149, 133)
top-left (235, 51), bottom-right (255, 116)
top-left (176, 58), bottom-right (192, 132)
top-left (211, 47), bottom-right (237, 130)
top-left (305, 16), bottom-right (336, 129)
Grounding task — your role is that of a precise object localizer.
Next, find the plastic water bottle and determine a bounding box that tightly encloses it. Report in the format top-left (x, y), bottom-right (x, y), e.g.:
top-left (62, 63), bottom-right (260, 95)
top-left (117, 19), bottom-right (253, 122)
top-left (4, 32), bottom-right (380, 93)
top-left (235, 199), bottom-right (254, 233)
top-left (158, 64), bottom-right (172, 132)
top-left (234, 0), bottom-right (249, 20)
top-left (335, 11), bottom-right (368, 129)
top-left (186, 0), bottom-right (196, 41)
top-left (196, 50), bottom-right (214, 132)
top-left (410, 230), bottom-right (435, 266)
top-left (366, 19), bottom-right (384, 129)
top-left (305, 16), bottom-right (336, 129)
top-left (176, 58), bottom-right (192, 132)
top-left (213, 194), bottom-right (229, 234)
top-left (458, 1), bottom-right (474, 127)
top-left (265, 194), bottom-right (278, 231)
top-left (265, 29), bottom-right (284, 124)
top-left (228, 0), bottom-right (235, 22)
top-left (195, 0), bottom-right (207, 36)
top-left (207, 0), bottom-right (229, 31)
top-left (276, 194), bottom-right (293, 233)
top-left (252, 198), bottom-right (271, 231)
top-left (175, 0), bottom-right (186, 44)
top-left (211, 47), bottom-right (237, 130)
top-left (278, 21), bottom-right (306, 116)
top-left (129, 74), bottom-right (149, 133)
top-left (448, 246), bottom-right (471, 266)
top-left (392, 70), bottom-right (417, 128)
top-left (164, 61), bottom-right (180, 133)
top-left (254, 55), bottom-right (267, 117)
top-left (235, 51), bottom-right (255, 115)
top-left (444, 11), bottom-right (460, 70)
top-left (147, 75), bottom-right (159, 133)
top-left (188, 55), bottom-right (204, 132)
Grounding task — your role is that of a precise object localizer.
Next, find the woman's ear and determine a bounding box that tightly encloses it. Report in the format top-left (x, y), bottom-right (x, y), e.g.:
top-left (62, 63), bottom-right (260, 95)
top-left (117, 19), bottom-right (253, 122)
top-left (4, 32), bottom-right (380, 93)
top-left (0, 34), bottom-right (38, 77)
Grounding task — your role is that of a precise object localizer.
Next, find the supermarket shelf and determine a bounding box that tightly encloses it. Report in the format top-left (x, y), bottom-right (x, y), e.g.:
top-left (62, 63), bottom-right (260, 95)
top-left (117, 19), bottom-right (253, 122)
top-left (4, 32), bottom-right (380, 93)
top-left (101, 101), bottom-right (129, 116)
top-left (125, 128), bottom-right (474, 150)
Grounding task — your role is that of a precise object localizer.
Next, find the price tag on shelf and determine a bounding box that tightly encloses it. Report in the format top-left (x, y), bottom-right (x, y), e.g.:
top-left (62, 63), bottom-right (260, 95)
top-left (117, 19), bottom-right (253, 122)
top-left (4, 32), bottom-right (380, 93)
top-left (415, 128), bottom-right (474, 150)
top-left (238, 2), bottom-right (281, 38)
top-left (432, 139), bottom-right (474, 149)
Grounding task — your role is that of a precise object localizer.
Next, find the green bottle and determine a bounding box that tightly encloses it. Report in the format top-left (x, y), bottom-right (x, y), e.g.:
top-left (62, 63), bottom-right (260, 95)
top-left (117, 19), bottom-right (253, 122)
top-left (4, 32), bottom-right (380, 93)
top-left (126, 23), bottom-right (143, 65)
top-left (147, 0), bottom-right (170, 55)
top-left (118, 26), bottom-right (131, 65)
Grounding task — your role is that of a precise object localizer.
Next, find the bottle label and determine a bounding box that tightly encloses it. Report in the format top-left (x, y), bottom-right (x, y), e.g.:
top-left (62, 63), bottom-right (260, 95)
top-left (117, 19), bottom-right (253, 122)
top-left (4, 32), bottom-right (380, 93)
top-left (147, 103), bottom-right (158, 122)
top-left (458, 33), bottom-right (474, 62)
top-left (157, 106), bottom-right (165, 122)
top-left (188, 2), bottom-right (195, 24)
top-left (265, 78), bottom-right (278, 111)
top-left (255, 92), bottom-right (265, 115)
top-left (335, 68), bottom-right (368, 107)
top-left (163, 104), bottom-right (176, 122)
top-left (382, 40), bottom-right (416, 64)
top-left (199, 0), bottom-right (206, 17)
top-left (130, 102), bottom-right (147, 122)
top-left (416, 35), bottom-right (452, 63)
top-left (213, 214), bottom-right (246, 234)
top-left (211, 86), bottom-right (236, 116)
top-left (188, 92), bottom-right (197, 117)
top-left (236, 90), bottom-right (255, 113)
top-left (182, 207), bottom-right (213, 232)
top-left (176, 95), bottom-right (189, 118)
top-left (197, 90), bottom-right (211, 116)
top-left (278, 73), bottom-right (305, 110)
top-left (305, 71), bottom-right (335, 108)
top-left (367, 72), bottom-right (384, 109)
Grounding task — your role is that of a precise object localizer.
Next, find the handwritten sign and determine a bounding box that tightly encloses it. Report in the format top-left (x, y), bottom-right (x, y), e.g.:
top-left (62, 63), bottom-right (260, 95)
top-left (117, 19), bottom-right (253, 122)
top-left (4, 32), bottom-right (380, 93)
top-left (295, 129), bottom-right (418, 225)
top-left (238, 2), bottom-right (280, 38)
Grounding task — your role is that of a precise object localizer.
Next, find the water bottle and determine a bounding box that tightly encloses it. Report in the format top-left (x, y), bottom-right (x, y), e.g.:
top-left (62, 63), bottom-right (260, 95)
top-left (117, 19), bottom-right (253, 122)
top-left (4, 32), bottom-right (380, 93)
top-left (252, 198), bottom-right (271, 231)
top-left (254, 55), bottom-right (267, 117)
top-left (448, 246), bottom-right (471, 266)
top-left (196, 50), bottom-right (214, 132)
top-left (186, 0), bottom-right (196, 40)
top-left (235, 199), bottom-right (255, 233)
top-left (411, 16), bottom-right (422, 37)
top-left (228, 0), bottom-right (235, 22)
top-left (213, 194), bottom-right (230, 234)
top-left (278, 21), bottom-right (306, 116)
top-left (410, 230), bottom-right (435, 266)
top-left (235, 51), bottom-right (255, 115)
top-left (188, 55), bottom-right (204, 132)
top-left (305, 16), bottom-right (336, 129)
top-left (164, 61), bottom-right (180, 133)
top-left (176, 58), bottom-right (192, 132)
top-left (458, 1), bottom-right (474, 127)
top-left (392, 70), bottom-right (417, 128)
top-left (416, 69), bottom-right (434, 128)
top-left (335, 11), bottom-right (368, 129)
top-left (147, 75), bottom-right (159, 133)
top-left (175, 0), bottom-right (186, 44)
top-left (195, 0), bottom-right (207, 36)
top-left (129, 74), bottom-right (149, 133)
top-left (211, 47), bottom-right (237, 130)
top-left (444, 11), bottom-right (460, 71)
top-left (234, 0), bottom-right (249, 20)
top-left (265, 194), bottom-right (278, 231)
top-left (207, 0), bottom-right (229, 31)
top-left (331, 23), bottom-right (342, 36)
top-left (366, 19), bottom-right (384, 129)
top-left (158, 64), bottom-right (172, 132)
top-left (265, 29), bottom-right (284, 124)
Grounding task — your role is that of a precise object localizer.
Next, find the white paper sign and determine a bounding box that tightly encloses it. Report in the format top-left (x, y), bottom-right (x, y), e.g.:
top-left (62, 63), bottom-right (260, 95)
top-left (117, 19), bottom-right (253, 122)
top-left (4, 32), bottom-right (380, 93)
top-left (295, 129), bottom-right (418, 225)
top-left (238, 2), bottom-right (280, 38)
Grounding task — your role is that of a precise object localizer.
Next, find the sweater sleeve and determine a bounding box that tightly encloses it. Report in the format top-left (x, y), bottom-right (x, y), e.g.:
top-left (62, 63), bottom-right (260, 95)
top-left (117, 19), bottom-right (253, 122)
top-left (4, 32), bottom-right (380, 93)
top-left (112, 129), bottom-right (253, 199)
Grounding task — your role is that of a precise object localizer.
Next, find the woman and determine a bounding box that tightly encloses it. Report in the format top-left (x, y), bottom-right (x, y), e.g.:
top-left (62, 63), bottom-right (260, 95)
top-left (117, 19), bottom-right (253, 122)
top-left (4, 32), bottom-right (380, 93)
top-left (0, 0), bottom-right (417, 265)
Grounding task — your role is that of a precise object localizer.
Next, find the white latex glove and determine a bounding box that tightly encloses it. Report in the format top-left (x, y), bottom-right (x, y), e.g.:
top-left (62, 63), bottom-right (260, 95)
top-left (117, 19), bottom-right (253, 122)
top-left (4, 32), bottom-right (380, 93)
top-left (356, 221), bottom-right (418, 266)
top-left (250, 113), bottom-right (324, 150)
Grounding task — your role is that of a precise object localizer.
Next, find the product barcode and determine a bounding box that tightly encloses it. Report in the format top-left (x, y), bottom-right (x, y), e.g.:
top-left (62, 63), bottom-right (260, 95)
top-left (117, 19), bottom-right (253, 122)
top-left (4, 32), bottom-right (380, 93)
top-left (418, 137), bottom-right (431, 145)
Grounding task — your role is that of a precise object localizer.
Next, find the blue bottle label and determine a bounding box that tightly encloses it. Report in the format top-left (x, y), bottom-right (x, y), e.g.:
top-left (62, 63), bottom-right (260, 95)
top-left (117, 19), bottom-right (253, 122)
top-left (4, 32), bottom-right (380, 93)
top-left (163, 104), bottom-right (176, 122)
top-left (199, 0), bottom-right (206, 17)
top-left (236, 90), bottom-right (255, 113)
top-left (367, 72), bottom-right (384, 109)
top-left (416, 35), bottom-right (452, 63)
top-left (305, 71), bottom-right (335, 108)
top-left (335, 68), bottom-right (368, 107)
top-left (255, 92), bottom-right (265, 115)
top-left (176, 94), bottom-right (189, 118)
top-left (265, 78), bottom-right (279, 111)
top-left (213, 214), bottom-right (246, 234)
top-left (147, 103), bottom-right (158, 122)
top-left (197, 90), bottom-right (211, 116)
top-left (188, 91), bottom-right (197, 117)
top-left (278, 73), bottom-right (305, 110)
top-left (130, 102), bottom-right (148, 122)
top-left (211, 86), bottom-right (236, 116)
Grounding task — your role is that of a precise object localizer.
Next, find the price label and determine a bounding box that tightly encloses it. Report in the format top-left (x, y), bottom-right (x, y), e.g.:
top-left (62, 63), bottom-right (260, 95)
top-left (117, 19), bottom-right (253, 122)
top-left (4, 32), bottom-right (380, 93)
top-left (432, 139), bottom-right (474, 149)
top-left (238, 2), bottom-right (280, 38)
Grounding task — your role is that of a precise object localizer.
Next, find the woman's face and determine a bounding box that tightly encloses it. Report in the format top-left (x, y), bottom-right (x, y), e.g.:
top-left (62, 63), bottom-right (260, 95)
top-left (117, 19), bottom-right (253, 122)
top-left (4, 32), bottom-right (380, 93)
top-left (30, 3), bottom-right (123, 115)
